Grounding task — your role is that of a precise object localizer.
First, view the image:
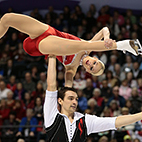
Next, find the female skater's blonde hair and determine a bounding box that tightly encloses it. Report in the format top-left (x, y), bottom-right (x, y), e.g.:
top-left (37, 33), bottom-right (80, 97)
top-left (91, 60), bottom-right (105, 76)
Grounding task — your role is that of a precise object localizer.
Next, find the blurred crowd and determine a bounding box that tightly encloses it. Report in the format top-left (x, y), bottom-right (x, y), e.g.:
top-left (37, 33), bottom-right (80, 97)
top-left (0, 3), bottom-right (142, 142)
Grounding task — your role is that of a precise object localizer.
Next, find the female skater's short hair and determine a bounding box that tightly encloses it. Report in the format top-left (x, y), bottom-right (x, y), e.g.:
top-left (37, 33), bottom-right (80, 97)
top-left (91, 60), bottom-right (105, 76)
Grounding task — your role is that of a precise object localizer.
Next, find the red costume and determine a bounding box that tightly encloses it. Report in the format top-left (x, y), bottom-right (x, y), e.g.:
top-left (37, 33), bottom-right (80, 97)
top-left (23, 26), bottom-right (81, 65)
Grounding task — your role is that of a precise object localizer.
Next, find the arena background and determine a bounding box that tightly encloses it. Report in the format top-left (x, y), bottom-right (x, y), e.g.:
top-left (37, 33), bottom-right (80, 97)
top-left (0, 0), bottom-right (142, 142)
top-left (0, 0), bottom-right (142, 14)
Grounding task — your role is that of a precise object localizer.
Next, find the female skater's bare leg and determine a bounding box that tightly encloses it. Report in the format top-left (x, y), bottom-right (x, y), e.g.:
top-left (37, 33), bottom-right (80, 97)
top-left (0, 13), bottom-right (48, 39)
top-left (39, 35), bottom-right (141, 56)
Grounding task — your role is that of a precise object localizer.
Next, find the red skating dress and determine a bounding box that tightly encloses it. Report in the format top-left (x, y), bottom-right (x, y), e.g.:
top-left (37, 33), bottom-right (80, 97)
top-left (23, 26), bottom-right (81, 66)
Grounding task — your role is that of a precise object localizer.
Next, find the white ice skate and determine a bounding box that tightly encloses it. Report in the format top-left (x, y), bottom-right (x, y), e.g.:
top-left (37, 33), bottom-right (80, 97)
top-left (123, 39), bottom-right (142, 56)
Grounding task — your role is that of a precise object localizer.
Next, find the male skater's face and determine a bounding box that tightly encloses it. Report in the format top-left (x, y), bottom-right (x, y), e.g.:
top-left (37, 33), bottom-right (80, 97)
top-left (59, 90), bottom-right (78, 114)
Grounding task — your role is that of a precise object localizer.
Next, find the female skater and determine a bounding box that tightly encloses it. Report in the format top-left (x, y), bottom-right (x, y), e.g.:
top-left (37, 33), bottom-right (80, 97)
top-left (0, 13), bottom-right (141, 87)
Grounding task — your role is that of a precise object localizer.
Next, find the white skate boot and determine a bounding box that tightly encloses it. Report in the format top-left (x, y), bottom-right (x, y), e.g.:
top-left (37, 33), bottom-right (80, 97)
top-left (117, 39), bottom-right (142, 56)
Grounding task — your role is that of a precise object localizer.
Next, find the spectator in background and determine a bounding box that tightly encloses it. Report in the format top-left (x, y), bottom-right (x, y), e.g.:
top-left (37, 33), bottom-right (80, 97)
top-left (97, 6), bottom-right (110, 26)
top-left (32, 82), bottom-right (44, 99)
top-left (95, 52), bottom-right (107, 65)
top-left (125, 18), bottom-right (132, 33)
top-left (113, 11), bottom-right (125, 26)
top-left (131, 31), bottom-right (138, 41)
top-left (2, 111), bottom-right (19, 142)
top-left (13, 100), bottom-right (26, 122)
top-left (107, 86), bottom-right (126, 108)
top-left (76, 25), bottom-right (85, 38)
top-left (47, 6), bottom-right (58, 22)
top-left (123, 135), bottom-right (132, 142)
top-left (16, 108), bottom-right (38, 142)
top-left (57, 71), bottom-right (65, 88)
top-left (132, 24), bottom-right (142, 42)
top-left (81, 18), bottom-right (88, 36)
top-left (53, 18), bottom-right (64, 31)
top-left (110, 50), bottom-right (124, 65)
top-left (122, 55), bottom-right (133, 72)
top-left (17, 138), bottom-right (25, 142)
top-left (87, 98), bottom-right (102, 116)
top-left (132, 62), bottom-right (142, 79)
top-left (119, 79), bottom-right (132, 100)
top-left (31, 66), bottom-right (39, 84)
top-left (108, 55), bottom-right (117, 73)
top-left (92, 75), bottom-right (100, 88)
top-left (7, 75), bottom-right (17, 92)
top-left (73, 72), bottom-right (86, 90)
top-left (23, 72), bottom-right (36, 93)
top-left (23, 92), bottom-right (34, 109)
top-left (14, 82), bottom-right (26, 100)
top-left (125, 9), bottom-right (137, 24)
top-left (13, 42), bottom-right (26, 65)
top-left (34, 97), bottom-right (43, 122)
top-left (92, 88), bottom-right (103, 107)
top-left (107, 16), bottom-right (120, 37)
top-left (121, 26), bottom-right (130, 39)
top-left (86, 11), bottom-right (97, 32)
top-left (125, 99), bottom-right (134, 114)
top-left (138, 16), bottom-right (142, 30)
top-left (109, 100), bottom-right (121, 117)
top-left (77, 89), bottom-right (87, 113)
top-left (7, 90), bottom-right (15, 110)
top-left (105, 70), bottom-right (118, 88)
top-left (8, 32), bottom-right (20, 52)
top-left (133, 138), bottom-right (140, 142)
top-left (88, 4), bottom-right (98, 18)
top-left (83, 78), bottom-right (94, 100)
top-left (0, 52), bottom-right (10, 70)
top-left (99, 107), bottom-right (112, 141)
top-left (101, 79), bottom-right (112, 99)
top-left (129, 87), bottom-right (142, 113)
top-left (39, 72), bottom-right (47, 91)
top-left (62, 5), bottom-right (70, 21)
top-left (3, 59), bottom-right (16, 79)
top-left (30, 8), bottom-right (42, 21)
top-left (126, 72), bottom-right (137, 88)
top-left (0, 99), bottom-right (10, 125)
top-left (79, 66), bottom-right (91, 80)
top-left (113, 64), bottom-right (126, 81)
top-left (98, 136), bottom-right (109, 142)
top-left (74, 5), bottom-right (85, 23)
top-left (0, 81), bottom-right (11, 100)
top-left (121, 107), bottom-right (135, 137)
top-left (44, 13), bottom-right (52, 25)
top-left (137, 78), bottom-right (142, 96)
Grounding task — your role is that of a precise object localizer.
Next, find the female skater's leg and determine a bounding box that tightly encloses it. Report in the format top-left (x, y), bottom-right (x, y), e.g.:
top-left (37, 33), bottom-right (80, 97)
top-left (0, 13), bottom-right (48, 39)
top-left (39, 35), bottom-right (141, 56)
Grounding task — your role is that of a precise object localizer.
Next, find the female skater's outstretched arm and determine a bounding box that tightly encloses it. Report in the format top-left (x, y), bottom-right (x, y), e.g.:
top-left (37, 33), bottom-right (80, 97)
top-left (90, 27), bottom-right (110, 41)
top-left (64, 27), bottom-right (111, 87)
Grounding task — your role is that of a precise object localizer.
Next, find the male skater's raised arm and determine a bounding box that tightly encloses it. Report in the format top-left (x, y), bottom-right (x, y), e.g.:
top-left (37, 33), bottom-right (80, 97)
top-left (44, 56), bottom-right (59, 128)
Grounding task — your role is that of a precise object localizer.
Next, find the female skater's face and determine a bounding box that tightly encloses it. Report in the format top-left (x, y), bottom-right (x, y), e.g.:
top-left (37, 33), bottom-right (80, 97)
top-left (82, 56), bottom-right (102, 74)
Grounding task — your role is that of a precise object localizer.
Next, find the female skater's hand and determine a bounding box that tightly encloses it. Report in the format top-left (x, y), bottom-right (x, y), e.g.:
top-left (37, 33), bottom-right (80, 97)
top-left (104, 39), bottom-right (115, 49)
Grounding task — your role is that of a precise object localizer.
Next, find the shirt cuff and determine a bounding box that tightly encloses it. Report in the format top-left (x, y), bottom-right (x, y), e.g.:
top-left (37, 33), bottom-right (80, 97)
top-left (112, 117), bottom-right (117, 130)
top-left (46, 90), bottom-right (58, 97)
